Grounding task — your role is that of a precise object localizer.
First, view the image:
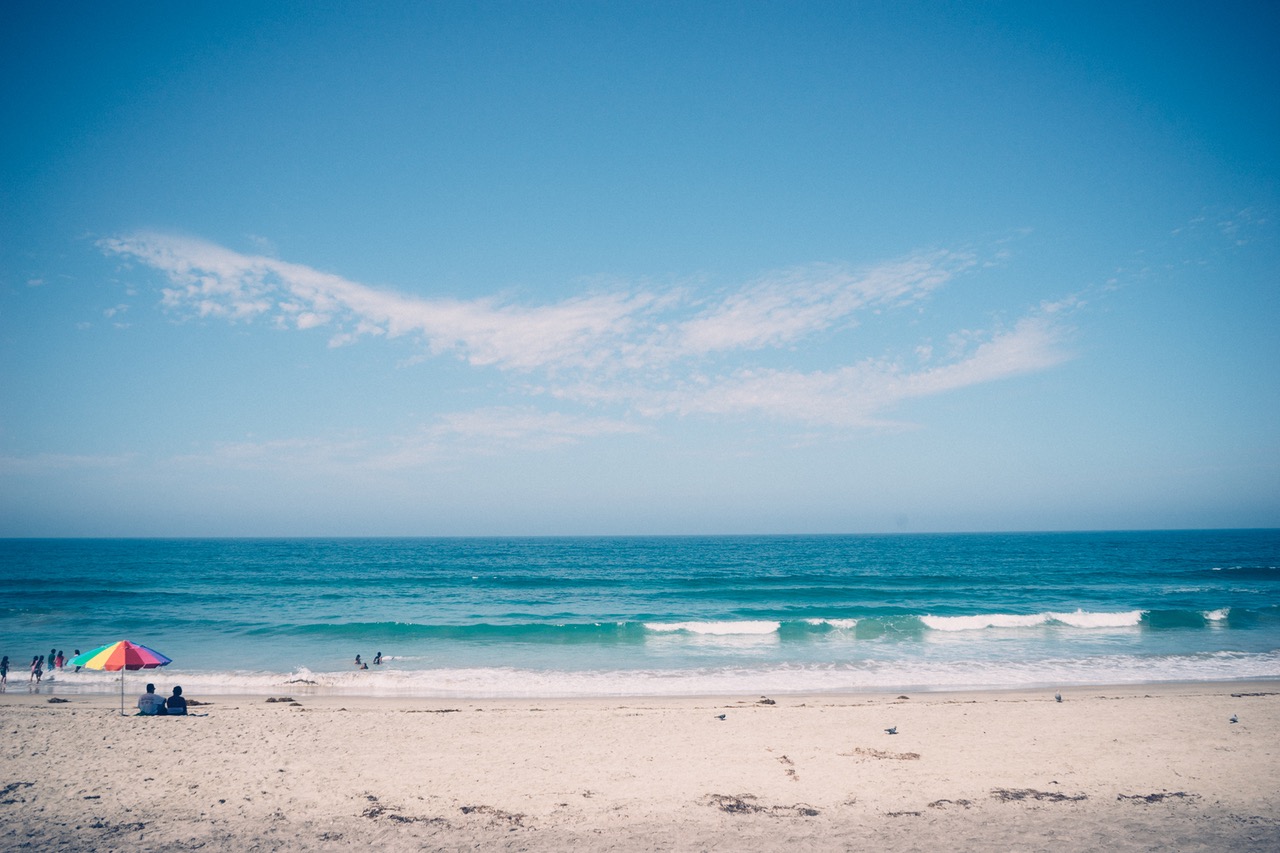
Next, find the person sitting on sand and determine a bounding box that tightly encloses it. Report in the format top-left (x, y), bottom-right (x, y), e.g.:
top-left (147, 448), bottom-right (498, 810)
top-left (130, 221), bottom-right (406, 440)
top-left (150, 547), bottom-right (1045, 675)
top-left (137, 683), bottom-right (166, 715)
top-left (166, 685), bottom-right (188, 716)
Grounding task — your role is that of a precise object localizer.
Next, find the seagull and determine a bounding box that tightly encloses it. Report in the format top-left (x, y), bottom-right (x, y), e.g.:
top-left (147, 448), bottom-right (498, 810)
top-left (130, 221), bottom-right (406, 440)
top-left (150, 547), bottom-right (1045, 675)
top-left (715, 714), bottom-right (726, 720)
top-left (885, 726), bottom-right (897, 735)
top-left (1230, 715), bottom-right (1238, 724)
top-left (1055, 692), bottom-right (1062, 703)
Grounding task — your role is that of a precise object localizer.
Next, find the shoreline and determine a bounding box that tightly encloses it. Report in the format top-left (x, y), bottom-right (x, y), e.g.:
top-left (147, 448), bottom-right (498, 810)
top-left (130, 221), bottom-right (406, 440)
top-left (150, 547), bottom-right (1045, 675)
top-left (7, 673), bottom-right (1280, 702)
top-left (3, 679), bottom-right (1277, 850)
top-left (3, 676), bottom-right (1279, 712)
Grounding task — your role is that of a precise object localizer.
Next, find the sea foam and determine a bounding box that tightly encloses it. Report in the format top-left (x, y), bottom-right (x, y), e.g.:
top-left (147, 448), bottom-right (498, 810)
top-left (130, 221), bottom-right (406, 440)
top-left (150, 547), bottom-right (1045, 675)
top-left (920, 610), bottom-right (1144, 631)
top-left (643, 621), bottom-right (780, 635)
top-left (38, 650), bottom-right (1280, 699)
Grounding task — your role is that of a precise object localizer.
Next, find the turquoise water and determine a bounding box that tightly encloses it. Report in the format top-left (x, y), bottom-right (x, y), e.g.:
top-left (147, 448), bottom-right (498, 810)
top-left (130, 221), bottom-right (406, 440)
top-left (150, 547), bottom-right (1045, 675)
top-left (2, 531), bottom-right (1278, 697)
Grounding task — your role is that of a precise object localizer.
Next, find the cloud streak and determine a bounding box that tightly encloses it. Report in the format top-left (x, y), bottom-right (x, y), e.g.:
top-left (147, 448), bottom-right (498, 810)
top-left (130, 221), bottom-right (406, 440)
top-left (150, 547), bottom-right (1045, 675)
top-left (101, 232), bottom-right (1074, 433)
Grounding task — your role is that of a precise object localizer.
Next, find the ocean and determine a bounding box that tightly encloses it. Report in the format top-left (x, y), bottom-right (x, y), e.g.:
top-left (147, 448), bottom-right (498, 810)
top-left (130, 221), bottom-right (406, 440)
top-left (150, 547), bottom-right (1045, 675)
top-left (2, 531), bottom-right (1278, 698)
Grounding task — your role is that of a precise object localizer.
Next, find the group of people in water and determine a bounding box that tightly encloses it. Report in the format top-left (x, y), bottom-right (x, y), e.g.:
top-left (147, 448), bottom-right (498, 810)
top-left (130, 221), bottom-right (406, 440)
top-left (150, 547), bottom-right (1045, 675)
top-left (136, 683), bottom-right (187, 716)
top-left (0, 648), bottom-right (82, 689)
top-left (353, 651), bottom-right (385, 670)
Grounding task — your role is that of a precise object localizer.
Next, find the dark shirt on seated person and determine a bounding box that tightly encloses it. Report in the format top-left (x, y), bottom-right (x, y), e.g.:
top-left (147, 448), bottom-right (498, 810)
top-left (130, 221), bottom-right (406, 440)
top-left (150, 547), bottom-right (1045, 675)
top-left (166, 692), bottom-right (187, 715)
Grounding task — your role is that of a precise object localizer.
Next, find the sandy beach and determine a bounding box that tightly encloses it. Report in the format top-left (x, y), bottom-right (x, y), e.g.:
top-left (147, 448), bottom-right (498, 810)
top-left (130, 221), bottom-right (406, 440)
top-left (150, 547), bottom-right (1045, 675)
top-left (1, 682), bottom-right (1277, 851)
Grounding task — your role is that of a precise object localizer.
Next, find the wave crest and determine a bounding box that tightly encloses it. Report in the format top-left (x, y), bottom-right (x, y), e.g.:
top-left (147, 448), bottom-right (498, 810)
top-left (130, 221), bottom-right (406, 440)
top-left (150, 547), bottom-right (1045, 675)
top-left (920, 610), bottom-right (1144, 631)
top-left (643, 620), bottom-right (779, 635)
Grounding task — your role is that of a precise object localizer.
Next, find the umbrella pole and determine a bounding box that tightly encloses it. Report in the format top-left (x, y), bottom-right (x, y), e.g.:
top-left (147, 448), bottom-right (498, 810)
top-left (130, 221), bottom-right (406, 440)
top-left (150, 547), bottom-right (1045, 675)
top-left (120, 669), bottom-right (125, 717)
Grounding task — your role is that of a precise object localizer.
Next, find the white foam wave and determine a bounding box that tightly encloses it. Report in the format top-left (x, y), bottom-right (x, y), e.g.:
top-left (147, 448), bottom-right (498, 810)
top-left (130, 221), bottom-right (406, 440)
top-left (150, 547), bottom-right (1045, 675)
top-left (35, 652), bottom-right (1280, 699)
top-left (1049, 609), bottom-right (1144, 628)
top-left (922, 613), bottom-right (1049, 631)
top-left (804, 618), bottom-right (859, 630)
top-left (921, 610), bottom-right (1145, 631)
top-left (1204, 608), bottom-right (1230, 622)
top-left (643, 620), bottom-right (780, 635)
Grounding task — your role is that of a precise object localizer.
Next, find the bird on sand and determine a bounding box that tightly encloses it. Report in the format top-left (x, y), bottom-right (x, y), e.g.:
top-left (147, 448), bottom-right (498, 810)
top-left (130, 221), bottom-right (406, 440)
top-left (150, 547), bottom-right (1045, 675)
top-left (715, 714), bottom-right (726, 720)
top-left (885, 726), bottom-right (898, 735)
top-left (1055, 692), bottom-right (1062, 703)
top-left (1230, 715), bottom-right (1238, 723)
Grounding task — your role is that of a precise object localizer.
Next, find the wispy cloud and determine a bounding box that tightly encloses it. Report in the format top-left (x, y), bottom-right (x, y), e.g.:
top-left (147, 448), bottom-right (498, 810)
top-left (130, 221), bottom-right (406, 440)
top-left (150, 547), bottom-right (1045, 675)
top-left (160, 409), bottom-right (644, 474)
top-left (98, 233), bottom-right (657, 371)
top-left (374, 408), bottom-right (647, 468)
top-left (674, 253), bottom-right (968, 356)
top-left (100, 231), bottom-right (1075, 434)
top-left (551, 312), bottom-right (1070, 428)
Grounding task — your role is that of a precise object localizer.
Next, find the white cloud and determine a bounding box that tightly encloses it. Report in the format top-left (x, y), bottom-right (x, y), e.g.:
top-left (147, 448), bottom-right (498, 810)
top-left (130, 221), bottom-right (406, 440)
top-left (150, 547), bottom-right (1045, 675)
top-left (101, 231), bottom-right (1075, 433)
top-left (674, 253), bottom-right (970, 356)
top-left (99, 233), bottom-right (655, 372)
top-left (553, 312), bottom-right (1070, 428)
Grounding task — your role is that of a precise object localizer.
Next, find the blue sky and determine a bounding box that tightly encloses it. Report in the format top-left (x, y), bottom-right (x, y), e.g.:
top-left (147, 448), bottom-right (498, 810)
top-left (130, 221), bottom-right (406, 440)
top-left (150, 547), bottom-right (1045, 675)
top-left (2, 2), bottom-right (1277, 536)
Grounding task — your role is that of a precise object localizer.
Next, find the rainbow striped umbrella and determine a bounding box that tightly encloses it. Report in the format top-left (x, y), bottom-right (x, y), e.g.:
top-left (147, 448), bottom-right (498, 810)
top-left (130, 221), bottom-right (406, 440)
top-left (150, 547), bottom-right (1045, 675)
top-left (70, 641), bottom-right (172, 716)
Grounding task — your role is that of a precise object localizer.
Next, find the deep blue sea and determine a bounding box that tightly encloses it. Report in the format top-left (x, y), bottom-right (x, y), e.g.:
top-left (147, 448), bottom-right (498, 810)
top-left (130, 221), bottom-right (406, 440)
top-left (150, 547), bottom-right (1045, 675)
top-left (2, 531), bottom-right (1278, 697)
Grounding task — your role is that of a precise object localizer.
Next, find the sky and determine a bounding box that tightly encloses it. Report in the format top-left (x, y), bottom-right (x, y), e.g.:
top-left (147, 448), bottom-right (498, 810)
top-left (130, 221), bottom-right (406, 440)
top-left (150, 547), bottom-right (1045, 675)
top-left (1, 1), bottom-right (1277, 536)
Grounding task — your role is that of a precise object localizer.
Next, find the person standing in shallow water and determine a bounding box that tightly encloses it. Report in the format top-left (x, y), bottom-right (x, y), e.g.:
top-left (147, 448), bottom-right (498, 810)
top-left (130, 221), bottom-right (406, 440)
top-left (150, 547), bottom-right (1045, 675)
top-left (1, 656), bottom-right (9, 687)
top-left (72, 650), bottom-right (81, 673)
top-left (30, 656), bottom-right (42, 683)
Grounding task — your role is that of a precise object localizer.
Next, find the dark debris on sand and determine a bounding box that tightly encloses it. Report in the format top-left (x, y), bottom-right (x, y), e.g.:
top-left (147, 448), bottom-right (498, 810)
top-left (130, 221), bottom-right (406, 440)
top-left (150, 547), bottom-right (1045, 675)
top-left (928, 798), bottom-right (973, 809)
top-left (0, 782), bottom-right (34, 805)
top-left (841, 747), bottom-right (920, 761)
top-left (1118, 791), bottom-right (1202, 804)
top-left (460, 804), bottom-right (527, 828)
top-left (991, 788), bottom-right (1087, 803)
top-left (704, 794), bottom-right (819, 817)
top-left (361, 794), bottom-right (449, 827)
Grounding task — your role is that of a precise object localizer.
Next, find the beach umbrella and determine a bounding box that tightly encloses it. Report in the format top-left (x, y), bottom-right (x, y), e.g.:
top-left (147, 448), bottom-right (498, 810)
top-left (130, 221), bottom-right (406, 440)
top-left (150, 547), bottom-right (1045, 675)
top-left (69, 641), bottom-right (172, 716)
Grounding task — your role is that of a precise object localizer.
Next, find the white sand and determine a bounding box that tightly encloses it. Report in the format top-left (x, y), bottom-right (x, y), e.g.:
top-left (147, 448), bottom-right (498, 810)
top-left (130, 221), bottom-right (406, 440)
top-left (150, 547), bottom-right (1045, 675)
top-left (2, 682), bottom-right (1278, 851)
